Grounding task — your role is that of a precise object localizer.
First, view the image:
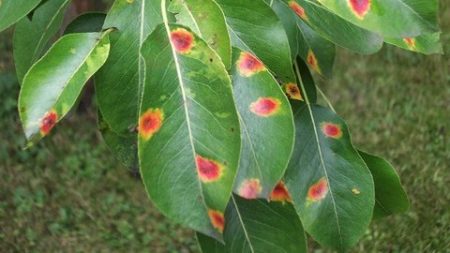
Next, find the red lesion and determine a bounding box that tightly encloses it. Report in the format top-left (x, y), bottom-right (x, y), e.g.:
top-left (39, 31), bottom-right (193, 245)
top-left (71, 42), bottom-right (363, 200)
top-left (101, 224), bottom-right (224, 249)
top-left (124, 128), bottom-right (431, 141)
top-left (307, 50), bottom-right (321, 74)
top-left (40, 110), bottom-right (58, 136)
top-left (403, 37), bottom-right (416, 50)
top-left (170, 28), bottom-right (195, 54)
top-left (208, 209), bottom-right (225, 233)
top-left (284, 83), bottom-right (303, 101)
top-left (289, 1), bottom-right (308, 20)
top-left (270, 181), bottom-right (292, 202)
top-left (321, 122), bottom-right (343, 139)
top-left (196, 155), bottom-right (224, 183)
top-left (249, 97), bottom-right (281, 117)
top-left (238, 178), bottom-right (262, 199)
top-left (348, 0), bottom-right (371, 20)
top-left (236, 52), bottom-right (266, 77)
top-left (307, 177), bottom-right (328, 202)
top-left (139, 108), bottom-right (164, 140)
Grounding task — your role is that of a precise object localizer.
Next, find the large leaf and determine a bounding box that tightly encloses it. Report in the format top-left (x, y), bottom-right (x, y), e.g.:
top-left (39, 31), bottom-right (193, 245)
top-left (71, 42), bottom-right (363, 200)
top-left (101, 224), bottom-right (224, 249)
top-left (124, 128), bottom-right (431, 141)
top-left (316, 0), bottom-right (439, 37)
top-left (359, 151), bottom-right (409, 219)
top-left (286, 0), bottom-right (383, 54)
top-left (18, 31), bottom-right (112, 142)
top-left (95, 0), bottom-right (162, 135)
top-left (384, 33), bottom-right (443, 55)
top-left (231, 48), bottom-right (295, 199)
top-left (0, 0), bottom-right (41, 32)
top-left (169, 0), bottom-right (231, 69)
top-left (197, 195), bottom-right (307, 253)
top-left (215, 0), bottom-right (296, 83)
top-left (13, 0), bottom-right (71, 83)
top-left (139, 21), bottom-right (240, 239)
top-left (285, 83), bottom-right (374, 250)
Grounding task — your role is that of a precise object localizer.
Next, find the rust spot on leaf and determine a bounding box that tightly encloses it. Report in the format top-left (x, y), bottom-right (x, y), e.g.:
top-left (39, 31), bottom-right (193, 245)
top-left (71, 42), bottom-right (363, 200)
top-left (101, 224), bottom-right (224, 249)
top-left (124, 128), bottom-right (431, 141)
top-left (284, 83), bottom-right (303, 100)
top-left (307, 50), bottom-right (321, 74)
top-left (270, 181), bottom-right (292, 202)
top-left (321, 122), bottom-right (343, 139)
top-left (139, 108), bottom-right (164, 141)
top-left (196, 155), bottom-right (224, 183)
top-left (238, 178), bottom-right (262, 199)
top-left (307, 177), bottom-right (328, 202)
top-left (208, 209), bottom-right (225, 233)
top-left (289, 1), bottom-right (308, 20)
top-left (170, 28), bottom-right (195, 54)
top-left (40, 110), bottom-right (58, 136)
top-left (348, 0), bottom-right (371, 19)
top-left (236, 52), bottom-right (266, 77)
top-left (403, 37), bottom-right (416, 50)
top-left (249, 97), bottom-right (281, 117)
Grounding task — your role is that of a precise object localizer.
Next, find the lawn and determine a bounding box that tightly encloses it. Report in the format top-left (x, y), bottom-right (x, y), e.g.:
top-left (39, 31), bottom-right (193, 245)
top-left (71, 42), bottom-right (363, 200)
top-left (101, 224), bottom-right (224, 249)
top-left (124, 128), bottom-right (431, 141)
top-left (0, 3), bottom-right (449, 253)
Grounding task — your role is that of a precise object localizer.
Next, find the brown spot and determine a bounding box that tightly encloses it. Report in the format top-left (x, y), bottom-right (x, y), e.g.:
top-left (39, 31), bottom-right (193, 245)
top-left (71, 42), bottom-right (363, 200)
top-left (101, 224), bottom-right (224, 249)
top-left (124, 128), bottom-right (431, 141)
top-left (270, 181), bottom-right (292, 202)
top-left (139, 108), bottom-right (164, 141)
top-left (236, 52), bottom-right (266, 77)
top-left (249, 97), bottom-right (281, 117)
top-left (307, 177), bottom-right (328, 202)
top-left (289, 1), bottom-right (308, 20)
top-left (170, 28), bottom-right (195, 54)
top-left (307, 50), bottom-right (321, 74)
top-left (238, 179), bottom-right (262, 199)
top-left (40, 110), bottom-right (58, 136)
top-left (196, 155), bottom-right (224, 183)
top-left (208, 209), bottom-right (225, 233)
top-left (284, 83), bottom-right (303, 100)
top-left (321, 122), bottom-right (343, 139)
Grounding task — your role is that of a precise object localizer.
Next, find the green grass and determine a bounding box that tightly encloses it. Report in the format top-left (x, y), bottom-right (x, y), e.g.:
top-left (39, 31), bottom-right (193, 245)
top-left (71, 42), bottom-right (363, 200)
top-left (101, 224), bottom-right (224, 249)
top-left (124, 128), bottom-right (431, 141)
top-left (1, 5), bottom-right (449, 253)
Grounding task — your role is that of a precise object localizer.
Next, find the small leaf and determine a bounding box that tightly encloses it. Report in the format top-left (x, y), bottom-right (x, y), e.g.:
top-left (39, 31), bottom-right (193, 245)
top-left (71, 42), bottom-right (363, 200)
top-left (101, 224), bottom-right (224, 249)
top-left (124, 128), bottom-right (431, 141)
top-left (295, 57), bottom-right (317, 103)
top-left (13, 0), bottom-right (71, 83)
top-left (359, 151), bottom-right (410, 219)
top-left (384, 33), bottom-right (443, 55)
top-left (0, 0), bottom-right (41, 32)
top-left (19, 31), bottom-right (112, 142)
top-left (231, 48), bottom-right (295, 199)
top-left (65, 12), bottom-right (106, 34)
top-left (169, 0), bottom-right (232, 69)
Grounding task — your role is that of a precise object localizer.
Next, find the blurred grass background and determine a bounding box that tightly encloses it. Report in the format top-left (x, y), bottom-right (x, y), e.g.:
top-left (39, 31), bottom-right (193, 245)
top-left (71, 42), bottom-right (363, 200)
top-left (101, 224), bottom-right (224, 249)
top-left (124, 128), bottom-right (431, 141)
top-left (0, 1), bottom-right (449, 253)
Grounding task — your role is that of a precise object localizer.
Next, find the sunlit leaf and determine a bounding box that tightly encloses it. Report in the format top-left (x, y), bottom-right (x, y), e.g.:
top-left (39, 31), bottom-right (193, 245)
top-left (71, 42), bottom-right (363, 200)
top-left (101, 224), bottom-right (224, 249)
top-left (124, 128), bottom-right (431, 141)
top-left (0, 0), bottom-right (41, 32)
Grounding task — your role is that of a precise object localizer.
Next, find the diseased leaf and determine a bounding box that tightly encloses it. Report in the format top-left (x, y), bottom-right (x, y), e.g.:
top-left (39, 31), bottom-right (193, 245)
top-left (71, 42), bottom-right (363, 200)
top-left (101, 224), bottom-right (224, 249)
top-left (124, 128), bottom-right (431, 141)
top-left (359, 151), bottom-right (410, 219)
top-left (65, 12), bottom-right (106, 34)
top-left (384, 33), bottom-right (443, 55)
top-left (286, 0), bottom-right (383, 54)
top-left (95, 0), bottom-right (162, 135)
top-left (215, 0), bottom-right (296, 83)
top-left (139, 22), bottom-right (240, 240)
top-left (231, 48), bottom-right (295, 199)
top-left (0, 0), bottom-right (41, 32)
top-left (197, 195), bottom-right (308, 253)
top-left (19, 31), bottom-right (112, 142)
top-left (13, 0), bottom-right (70, 82)
top-left (169, 0), bottom-right (231, 69)
top-left (316, 0), bottom-right (439, 37)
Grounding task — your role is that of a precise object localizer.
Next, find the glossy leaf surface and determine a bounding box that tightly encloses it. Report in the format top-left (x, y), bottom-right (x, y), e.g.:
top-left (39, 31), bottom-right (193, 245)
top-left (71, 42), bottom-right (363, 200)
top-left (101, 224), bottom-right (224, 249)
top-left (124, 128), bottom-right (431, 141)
top-left (169, 0), bottom-right (231, 69)
top-left (0, 0), bottom-right (41, 32)
top-left (285, 102), bottom-right (374, 251)
top-left (270, 0), bottom-right (301, 60)
top-left (19, 31), bottom-right (111, 142)
top-left (197, 195), bottom-right (307, 253)
top-left (65, 12), bottom-right (106, 34)
top-left (384, 33), bottom-right (443, 55)
top-left (13, 0), bottom-right (71, 82)
top-left (231, 48), bottom-right (295, 199)
top-left (359, 151), bottom-right (409, 219)
top-left (139, 23), bottom-right (240, 240)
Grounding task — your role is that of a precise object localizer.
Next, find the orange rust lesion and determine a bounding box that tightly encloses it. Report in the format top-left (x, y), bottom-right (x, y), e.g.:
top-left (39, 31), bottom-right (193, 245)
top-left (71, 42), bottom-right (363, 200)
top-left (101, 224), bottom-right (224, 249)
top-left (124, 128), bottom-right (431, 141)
top-left (307, 177), bottom-right (328, 202)
top-left (289, 1), bottom-right (308, 21)
top-left (249, 97), bottom-right (281, 117)
top-left (270, 181), bottom-right (292, 203)
top-left (238, 178), bottom-right (263, 199)
top-left (403, 37), bottom-right (416, 50)
top-left (236, 52), bottom-right (266, 77)
top-left (306, 50), bottom-right (322, 74)
top-left (138, 108), bottom-right (164, 141)
top-left (320, 122), bottom-right (343, 139)
top-left (40, 109), bottom-right (58, 136)
top-left (170, 28), bottom-right (195, 54)
top-left (347, 0), bottom-right (371, 20)
top-left (208, 209), bottom-right (225, 233)
top-left (284, 83), bottom-right (303, 101)
top-left (195, 155), bottom-right (224, 183)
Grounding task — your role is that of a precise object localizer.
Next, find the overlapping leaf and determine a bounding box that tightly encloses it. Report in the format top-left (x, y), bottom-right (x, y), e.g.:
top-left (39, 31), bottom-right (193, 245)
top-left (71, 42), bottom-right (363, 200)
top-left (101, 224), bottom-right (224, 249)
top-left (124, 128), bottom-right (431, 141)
top-left (139, 22), bottom-right (240, 240)
top-left (285, 100), bottom-right (374, 251)
top-left (359, 151), bottom-right (409, 219)
top-left (19, 31), bottom-right (111, 142)
top-left (169, 0), bottom-right (231, 69)
top-left (316, 0), bottom-right (439, 37)
top-left (0, 0), bottom-right (41, 32)
top-left (65, 12), bottom-right (106, 34)
top-left (231, 48), bottom-right (294, 199)
top-left (13, 0), bottom-right (71, 82)
top-left (385, 33), bottom-right (443, 55)
top-left (215, 0), bottom-right (296, 82)
top-left (295, 57), bottom-right (317, 103)
top-left (95, 0), bottom-right (162, 135)
top-left (197, 195), bottom-right (307, 253)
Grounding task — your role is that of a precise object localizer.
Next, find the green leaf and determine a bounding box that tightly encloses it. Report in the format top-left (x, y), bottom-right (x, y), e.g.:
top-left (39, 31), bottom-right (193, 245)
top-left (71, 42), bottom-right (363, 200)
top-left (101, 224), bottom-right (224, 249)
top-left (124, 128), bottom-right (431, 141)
top-left (197, 196), bottom-right (308, 253)
top-left (359, 151), bottom-right (410, 219)
top-left (384, 33), bottom-right (443, 55)
top-left (139, 21), bottom-right (240, 239)
top-left (286, 0), bottom-right (383, 54)
top-left (169, 0), bottom-right (231, 69)
top-left (285, 80), bottom-right (374, 250)
top-left (231, 48), bottom-right (295, 199)
top-left (18, 31), bottom-right (112, 142)
top-left (0, 0), bottom-right (41, 32)
top-left (295, 57), bottom-right (317, 103)
top-left (316, 0), bottom-right (439, 37)
top-left (215, 0), bottom-right (296, 83)
top-left (95, 0), bottom-right (162, 135)
top-left (65, 12), bottom-right (106, 34)
top-left (13, 0), bottom-right (71, 83)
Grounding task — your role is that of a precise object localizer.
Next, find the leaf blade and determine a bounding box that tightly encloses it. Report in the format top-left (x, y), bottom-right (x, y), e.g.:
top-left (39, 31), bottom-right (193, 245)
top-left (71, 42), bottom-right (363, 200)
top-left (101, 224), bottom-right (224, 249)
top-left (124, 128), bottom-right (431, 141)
top-left (0, 0), bottom-right (41, 32)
